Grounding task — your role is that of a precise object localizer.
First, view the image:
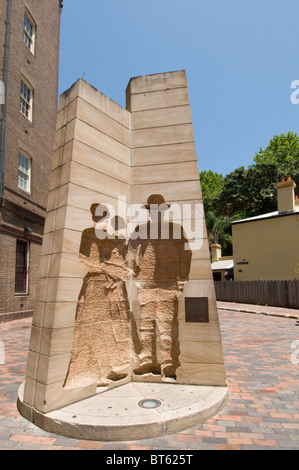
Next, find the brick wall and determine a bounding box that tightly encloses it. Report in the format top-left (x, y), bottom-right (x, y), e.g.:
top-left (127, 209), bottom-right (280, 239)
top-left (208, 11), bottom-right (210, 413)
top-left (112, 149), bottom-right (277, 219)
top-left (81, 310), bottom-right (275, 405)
top-left (0, 232), bottom-right (41, 317)
top-left (4, 0), bottom-right (61, 210)
top-left (0, 0), bottom-right (61, 314)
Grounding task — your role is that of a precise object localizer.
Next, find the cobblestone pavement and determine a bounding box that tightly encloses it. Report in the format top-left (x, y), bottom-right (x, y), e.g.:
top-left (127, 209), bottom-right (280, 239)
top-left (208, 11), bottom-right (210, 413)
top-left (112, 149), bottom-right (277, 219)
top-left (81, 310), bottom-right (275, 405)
top-left (0, 308), bottom-right (299, 450)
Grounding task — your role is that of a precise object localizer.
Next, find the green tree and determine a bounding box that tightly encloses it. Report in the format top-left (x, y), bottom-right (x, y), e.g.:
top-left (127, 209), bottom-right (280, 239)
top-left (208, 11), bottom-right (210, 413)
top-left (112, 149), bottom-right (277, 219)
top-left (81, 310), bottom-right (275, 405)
top-left (211, 166), bottom-right (248, 218)
top-left (212, 163), bottom-right (279, 219)
top-left (253, 131), bottom-right (299, 193)
top-left (254, 131), bottom-right (299, 167)
top-left (200, 170), bottom-right (224, 213)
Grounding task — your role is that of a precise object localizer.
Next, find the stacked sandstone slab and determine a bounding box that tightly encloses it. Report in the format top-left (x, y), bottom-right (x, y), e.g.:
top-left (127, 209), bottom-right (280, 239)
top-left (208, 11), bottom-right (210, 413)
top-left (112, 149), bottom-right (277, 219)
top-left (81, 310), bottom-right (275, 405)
top-left (22, 71), bottom-right (226, 415)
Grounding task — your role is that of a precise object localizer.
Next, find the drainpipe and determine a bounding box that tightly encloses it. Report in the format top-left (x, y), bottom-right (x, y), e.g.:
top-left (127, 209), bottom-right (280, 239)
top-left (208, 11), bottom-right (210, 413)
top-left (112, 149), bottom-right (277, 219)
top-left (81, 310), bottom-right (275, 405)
top-left (0, 0), bottom-right (13, 200)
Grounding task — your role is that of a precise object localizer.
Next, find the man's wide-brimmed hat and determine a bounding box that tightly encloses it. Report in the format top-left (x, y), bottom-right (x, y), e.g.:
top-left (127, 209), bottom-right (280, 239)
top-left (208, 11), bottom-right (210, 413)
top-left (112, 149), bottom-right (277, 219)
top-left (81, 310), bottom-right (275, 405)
top-left (90, 203), bottom-right (109, 219)
top-left (142, 194), bottom-right (170, 211)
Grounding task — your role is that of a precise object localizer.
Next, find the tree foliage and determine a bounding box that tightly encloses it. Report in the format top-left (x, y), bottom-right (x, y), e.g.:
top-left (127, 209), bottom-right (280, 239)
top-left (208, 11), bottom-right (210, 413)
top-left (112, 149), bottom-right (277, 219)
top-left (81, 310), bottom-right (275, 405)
top-left (253, 131), bottom-right (299, 192)
top-left (212, 163), bottom-right (279, 218)
top-left (254, 131), bottom-right (299, 167)
top-left (199, 170), bottom-right (224, 213)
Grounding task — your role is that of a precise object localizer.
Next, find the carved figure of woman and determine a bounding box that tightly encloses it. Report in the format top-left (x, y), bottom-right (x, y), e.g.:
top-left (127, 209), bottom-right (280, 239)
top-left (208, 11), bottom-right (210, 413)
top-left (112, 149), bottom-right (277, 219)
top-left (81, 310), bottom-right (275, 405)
top-left (64, 206), bottom-right (132, 389)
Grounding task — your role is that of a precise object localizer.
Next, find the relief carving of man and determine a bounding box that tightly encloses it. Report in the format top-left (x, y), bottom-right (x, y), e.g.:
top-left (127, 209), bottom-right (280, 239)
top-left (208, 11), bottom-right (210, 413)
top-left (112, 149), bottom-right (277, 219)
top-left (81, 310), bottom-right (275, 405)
top-left (130, 195), bottom-right (192, 381)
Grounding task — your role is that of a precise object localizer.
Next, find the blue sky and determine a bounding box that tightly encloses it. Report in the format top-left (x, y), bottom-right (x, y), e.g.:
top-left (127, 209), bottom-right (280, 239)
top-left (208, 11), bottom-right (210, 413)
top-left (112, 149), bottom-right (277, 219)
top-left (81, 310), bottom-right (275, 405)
top-left (58, 0), bottom-right (299, 176)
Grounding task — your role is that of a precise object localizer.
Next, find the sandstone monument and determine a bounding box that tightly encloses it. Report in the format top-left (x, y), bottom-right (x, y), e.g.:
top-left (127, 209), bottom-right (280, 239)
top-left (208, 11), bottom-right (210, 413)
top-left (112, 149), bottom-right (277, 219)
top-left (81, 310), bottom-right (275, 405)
top-left (18, 70), bottom-right (227, 440)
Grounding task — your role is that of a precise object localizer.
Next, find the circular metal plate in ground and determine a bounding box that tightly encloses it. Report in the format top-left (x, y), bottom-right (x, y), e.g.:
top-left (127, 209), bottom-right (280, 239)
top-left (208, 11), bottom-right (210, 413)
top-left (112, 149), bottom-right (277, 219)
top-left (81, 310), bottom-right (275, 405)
top-left (138, 399), bottom-right (162, 409)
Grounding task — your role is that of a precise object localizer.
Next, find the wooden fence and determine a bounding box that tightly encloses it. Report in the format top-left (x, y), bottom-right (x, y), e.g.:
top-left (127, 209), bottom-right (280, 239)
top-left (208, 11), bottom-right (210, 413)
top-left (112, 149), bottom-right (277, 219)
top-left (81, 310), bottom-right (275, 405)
top-left (214, 280), bottom-right (299, 309)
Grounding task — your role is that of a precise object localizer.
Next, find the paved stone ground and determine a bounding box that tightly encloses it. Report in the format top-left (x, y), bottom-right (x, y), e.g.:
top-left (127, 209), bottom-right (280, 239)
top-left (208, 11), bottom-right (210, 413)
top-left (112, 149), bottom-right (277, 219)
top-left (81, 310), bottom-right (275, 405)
top-left (0, 307), bottom-right (299, 450)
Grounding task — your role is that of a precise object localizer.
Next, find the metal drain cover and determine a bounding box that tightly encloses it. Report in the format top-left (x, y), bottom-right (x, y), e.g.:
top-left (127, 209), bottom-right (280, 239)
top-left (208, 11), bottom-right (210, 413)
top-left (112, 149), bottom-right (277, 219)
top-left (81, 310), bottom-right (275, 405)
top-left (138, 399), bottom-right (162, 409)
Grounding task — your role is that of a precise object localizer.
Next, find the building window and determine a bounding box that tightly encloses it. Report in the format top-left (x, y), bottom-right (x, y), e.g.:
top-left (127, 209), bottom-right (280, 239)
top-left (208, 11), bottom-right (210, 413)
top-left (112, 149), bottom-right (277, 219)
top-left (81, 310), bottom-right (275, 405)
top-left (18, 152), bottom-right (31, 193)
top-left (23, 10), bottom-right (36, 54)
top-left (15, 240), bottom-right (29, 295)
top-left (20, 79), bottom-right (33, 121)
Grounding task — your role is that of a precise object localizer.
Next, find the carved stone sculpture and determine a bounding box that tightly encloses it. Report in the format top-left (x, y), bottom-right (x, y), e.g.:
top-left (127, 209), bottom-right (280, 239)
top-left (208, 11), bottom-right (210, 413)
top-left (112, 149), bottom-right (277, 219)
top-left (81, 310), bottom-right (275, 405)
top-left (19, 70), bottom-right (226, 415)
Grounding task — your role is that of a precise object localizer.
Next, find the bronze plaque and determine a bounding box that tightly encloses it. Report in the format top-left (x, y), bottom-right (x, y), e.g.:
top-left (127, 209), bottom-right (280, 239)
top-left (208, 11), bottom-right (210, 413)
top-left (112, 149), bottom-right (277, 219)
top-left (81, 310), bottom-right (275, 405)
top-left (185, 297), bottom-right (209, 323)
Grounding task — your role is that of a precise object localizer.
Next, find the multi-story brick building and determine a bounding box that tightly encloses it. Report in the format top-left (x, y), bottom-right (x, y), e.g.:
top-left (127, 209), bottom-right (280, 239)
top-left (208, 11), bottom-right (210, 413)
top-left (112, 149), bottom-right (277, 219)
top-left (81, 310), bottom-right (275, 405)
top-left (0, 0), bottom-right (62, 319)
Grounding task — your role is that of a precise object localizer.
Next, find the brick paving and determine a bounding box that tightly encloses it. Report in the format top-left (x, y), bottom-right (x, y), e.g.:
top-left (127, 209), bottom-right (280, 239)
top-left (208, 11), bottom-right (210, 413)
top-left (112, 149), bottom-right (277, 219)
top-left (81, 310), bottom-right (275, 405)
top-left (0, 307), bottom-right (299, 450)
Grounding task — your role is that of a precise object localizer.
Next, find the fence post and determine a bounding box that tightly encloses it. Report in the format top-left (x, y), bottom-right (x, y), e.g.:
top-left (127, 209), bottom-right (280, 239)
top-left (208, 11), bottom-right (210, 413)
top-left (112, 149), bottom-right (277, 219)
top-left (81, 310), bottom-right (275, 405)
top-left (285, 280), bottom-right (289, 308)
top-left (0, 341), bottom-right (4, 365)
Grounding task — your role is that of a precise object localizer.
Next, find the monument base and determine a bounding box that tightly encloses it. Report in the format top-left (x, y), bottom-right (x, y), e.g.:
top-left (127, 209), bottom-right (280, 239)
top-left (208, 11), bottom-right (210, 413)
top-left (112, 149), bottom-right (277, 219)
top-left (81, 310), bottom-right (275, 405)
top-left (17, 382), bottom-right (228, 442)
